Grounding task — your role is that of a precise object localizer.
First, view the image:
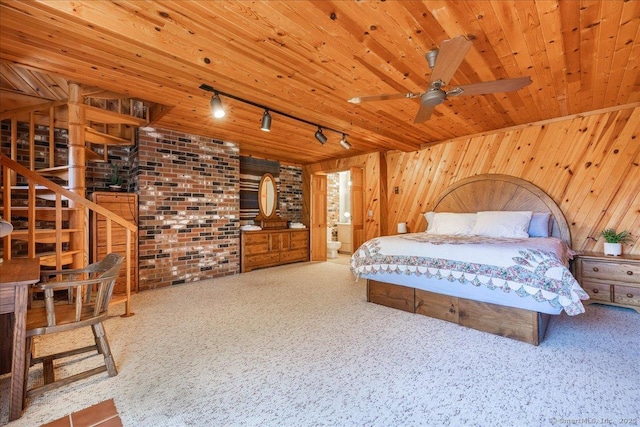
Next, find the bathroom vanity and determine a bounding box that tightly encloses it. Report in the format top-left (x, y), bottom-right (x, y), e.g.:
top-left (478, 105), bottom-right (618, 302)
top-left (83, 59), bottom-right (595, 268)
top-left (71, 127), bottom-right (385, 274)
top-left (241, 228), bottom-right (309, 272)
top-left (241, 172), bottom-right (309, 272)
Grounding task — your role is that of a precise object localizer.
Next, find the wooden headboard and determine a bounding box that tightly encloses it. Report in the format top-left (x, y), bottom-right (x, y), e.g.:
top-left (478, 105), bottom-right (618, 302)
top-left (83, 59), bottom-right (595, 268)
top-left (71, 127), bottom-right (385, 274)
top-left (431, 174), bottom-right (571, 245)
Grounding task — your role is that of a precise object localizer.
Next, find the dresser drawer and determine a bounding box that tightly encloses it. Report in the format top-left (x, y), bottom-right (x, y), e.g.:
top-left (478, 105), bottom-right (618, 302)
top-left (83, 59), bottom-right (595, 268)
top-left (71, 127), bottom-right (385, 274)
top-left (245, 252), bottom-right (279, 267)
top-left (290, 230), bottom-right (308, 242)
top-left (280, 248), bottom-right (308, 263)
top-left (244, 233), bottom-right (269, 245)
top-left (614, 285), bottom-right (640, 307)
top-left (581, 281), bottom-right (612, 302)
top-left (243, 243), bottom-right (270, 255)
top-left (290, 238), bottom-right (308, 250)
top-left (581, 260), bottom-right (640, 283)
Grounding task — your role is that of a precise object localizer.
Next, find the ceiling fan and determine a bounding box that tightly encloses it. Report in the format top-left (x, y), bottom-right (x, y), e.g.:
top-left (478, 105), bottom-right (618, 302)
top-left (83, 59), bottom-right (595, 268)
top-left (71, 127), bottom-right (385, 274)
top-left (348, 36), bottom-right (532, 123)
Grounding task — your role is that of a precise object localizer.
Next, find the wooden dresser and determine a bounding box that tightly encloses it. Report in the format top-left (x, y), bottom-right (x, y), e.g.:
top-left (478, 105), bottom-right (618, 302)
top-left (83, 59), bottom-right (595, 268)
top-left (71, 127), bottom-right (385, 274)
top-left (241, 228), bottom-right (309, 273)
top-left (91, 192), bottom-right (139, 295)
top-left (573, 252), bottom-right (640, 313)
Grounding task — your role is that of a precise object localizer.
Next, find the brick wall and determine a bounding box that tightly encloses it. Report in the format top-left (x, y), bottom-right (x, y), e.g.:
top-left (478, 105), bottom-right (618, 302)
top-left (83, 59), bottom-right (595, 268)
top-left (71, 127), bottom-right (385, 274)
top-left (278, 164), bottom-right (303, 223)
top-left (137, 127), bottom-right (240, 290)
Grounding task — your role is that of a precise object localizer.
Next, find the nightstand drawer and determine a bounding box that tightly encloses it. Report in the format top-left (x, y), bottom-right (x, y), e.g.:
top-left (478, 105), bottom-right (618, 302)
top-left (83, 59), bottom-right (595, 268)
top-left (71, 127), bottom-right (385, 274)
top-left (614, 285), bottom-right (640, 306)
top-left (581, 260), bottom-right (640, 283)
top-left (581, 281), bottom-right (612, 302)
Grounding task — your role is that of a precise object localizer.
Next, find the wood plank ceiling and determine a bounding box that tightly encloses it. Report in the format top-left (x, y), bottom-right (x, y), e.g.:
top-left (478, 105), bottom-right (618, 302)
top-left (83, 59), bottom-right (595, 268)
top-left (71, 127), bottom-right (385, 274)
top-left (0, 0), bottom-right (638, 165)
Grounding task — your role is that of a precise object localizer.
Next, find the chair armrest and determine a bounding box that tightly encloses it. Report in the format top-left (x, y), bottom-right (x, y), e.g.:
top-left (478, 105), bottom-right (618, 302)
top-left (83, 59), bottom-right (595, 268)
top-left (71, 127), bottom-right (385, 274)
top-left (37, 276), bottom-right (111, 290)
top-left (41, 268), bottom-right (89, 280)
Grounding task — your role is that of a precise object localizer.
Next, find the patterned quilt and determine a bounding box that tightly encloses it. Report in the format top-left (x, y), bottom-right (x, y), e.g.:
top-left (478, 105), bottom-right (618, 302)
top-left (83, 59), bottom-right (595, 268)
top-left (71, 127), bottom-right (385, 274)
top-left (350, 234), bottom-right (589, 315)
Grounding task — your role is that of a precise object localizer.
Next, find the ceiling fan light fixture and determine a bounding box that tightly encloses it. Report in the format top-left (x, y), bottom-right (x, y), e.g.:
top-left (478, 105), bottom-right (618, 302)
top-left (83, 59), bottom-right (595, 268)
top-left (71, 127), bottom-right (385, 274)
top-left (339, 134), bottom-right (351, 150)
top-left (261, 109), bottom-right (272, 132)
top-left (421, 89), bottom-right (447, 107)
top-left (210, 94), bottom-right (225, 118)
top-left (315, 127), bottom-right (327, 144)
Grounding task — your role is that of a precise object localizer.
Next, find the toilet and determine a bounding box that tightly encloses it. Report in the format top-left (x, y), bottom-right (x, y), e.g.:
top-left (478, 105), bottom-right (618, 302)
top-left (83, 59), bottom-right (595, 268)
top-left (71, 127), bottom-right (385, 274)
top-left (327, 227), bottom-right (342, 259)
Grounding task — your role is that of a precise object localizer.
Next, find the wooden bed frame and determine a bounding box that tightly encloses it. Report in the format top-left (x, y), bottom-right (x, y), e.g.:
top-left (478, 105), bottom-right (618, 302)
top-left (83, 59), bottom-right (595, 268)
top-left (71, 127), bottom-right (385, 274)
top-left (366, 174), bottom-right (572, 345)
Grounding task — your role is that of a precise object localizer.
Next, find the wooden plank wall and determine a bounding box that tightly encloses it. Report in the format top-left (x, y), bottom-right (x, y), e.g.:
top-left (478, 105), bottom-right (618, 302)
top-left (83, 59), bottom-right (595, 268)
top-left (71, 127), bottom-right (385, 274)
top-left (386, 105), bottom-right (640, 255)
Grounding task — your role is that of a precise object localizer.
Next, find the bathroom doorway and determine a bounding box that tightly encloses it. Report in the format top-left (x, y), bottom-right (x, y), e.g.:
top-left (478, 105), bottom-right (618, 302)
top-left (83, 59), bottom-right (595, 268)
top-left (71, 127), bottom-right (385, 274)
top-left (327, 170), bottom-right (352, 255)
top-left (310, 167), bottom-right (364, 262)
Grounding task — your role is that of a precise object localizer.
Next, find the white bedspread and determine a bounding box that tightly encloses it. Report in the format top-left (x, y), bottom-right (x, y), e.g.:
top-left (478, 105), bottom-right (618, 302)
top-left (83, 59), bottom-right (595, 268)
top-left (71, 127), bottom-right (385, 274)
top-left (351, 234), bottom-right (589, 315)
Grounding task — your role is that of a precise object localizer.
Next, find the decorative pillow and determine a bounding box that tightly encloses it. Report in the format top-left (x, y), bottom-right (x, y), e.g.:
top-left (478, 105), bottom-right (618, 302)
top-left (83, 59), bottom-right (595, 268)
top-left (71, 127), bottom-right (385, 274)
top-left (423, 211), bottom-right (436, 232)
top-left (472, 211), bottom-right (532, 238)
top-left (426, 212), bottom-right (477, 236)
top-left (528, 212), bottom-right (552, 238)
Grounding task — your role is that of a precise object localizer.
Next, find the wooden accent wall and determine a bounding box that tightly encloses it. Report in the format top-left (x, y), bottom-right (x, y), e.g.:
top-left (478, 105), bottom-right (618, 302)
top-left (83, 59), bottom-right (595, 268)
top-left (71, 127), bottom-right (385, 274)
top-left (386, 105), bottom-right (640, 255)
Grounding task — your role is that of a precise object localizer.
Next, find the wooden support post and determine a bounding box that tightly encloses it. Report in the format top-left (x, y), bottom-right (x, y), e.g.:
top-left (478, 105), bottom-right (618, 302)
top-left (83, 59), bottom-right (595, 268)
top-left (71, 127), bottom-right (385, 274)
top-left (49, 108), bottom-right (55, 168)
top-left (67, 82), bottom-right (88, 269)
top-left (10, 117), bottom-right (17, 186)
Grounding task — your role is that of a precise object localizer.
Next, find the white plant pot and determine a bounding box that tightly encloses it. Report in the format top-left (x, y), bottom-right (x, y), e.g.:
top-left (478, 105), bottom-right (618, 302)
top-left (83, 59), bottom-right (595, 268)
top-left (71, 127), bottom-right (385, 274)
top-left (603, 242), bottom-right (622, 256)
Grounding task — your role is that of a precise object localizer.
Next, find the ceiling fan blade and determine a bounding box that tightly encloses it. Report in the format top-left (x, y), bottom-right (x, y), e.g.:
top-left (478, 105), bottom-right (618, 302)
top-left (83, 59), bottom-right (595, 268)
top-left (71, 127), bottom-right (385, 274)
top-left (429, 35), bottom-right (473, 85)
top-left (450, 76), bottom-right (533, 96)
top-left (413, 104), bottom-right (435, 124)
top-left (348, 92), bottom-right (420, 104)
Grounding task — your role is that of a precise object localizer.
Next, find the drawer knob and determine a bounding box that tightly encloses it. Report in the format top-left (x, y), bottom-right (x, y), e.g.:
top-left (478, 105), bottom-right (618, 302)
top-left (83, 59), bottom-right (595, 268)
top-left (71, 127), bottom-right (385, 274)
top-left (592, 267), bottom-right (599, 272)
top-left (627, 293), bottom-right (634, 298)
top-left (627, 271), bottom-right (633, 276)
top-left (592, 289), bottom-right (599, 294)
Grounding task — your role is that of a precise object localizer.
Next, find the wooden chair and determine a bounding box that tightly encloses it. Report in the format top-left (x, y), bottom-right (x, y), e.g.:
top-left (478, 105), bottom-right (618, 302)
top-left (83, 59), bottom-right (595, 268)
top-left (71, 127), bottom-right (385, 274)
top-left (24, 253), bottom-right (124, 399)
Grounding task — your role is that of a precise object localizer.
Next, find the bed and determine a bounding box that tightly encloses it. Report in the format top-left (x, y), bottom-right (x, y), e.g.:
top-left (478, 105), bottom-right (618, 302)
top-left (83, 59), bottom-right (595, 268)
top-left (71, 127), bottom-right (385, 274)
top-left (351, 174), bottom-right (589, 345)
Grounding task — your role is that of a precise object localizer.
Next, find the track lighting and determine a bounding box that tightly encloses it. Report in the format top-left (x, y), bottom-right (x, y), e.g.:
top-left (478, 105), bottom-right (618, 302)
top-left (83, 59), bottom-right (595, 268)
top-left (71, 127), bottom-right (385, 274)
top-left (339, 134), bottom-right (351, 150)
top-left (315, 127), bottom-right (327, 144)
top-left (199, 84), bottom-right (350, 149)
top-left (210, 94), bottom-right (225, 118)
top-left (261, 110), bottom-right (272, 132)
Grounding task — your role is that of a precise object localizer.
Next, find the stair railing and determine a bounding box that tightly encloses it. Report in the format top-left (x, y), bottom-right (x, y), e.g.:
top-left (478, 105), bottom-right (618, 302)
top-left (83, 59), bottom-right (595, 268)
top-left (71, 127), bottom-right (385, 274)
top-left (0, 153), bottom-right (137, 316)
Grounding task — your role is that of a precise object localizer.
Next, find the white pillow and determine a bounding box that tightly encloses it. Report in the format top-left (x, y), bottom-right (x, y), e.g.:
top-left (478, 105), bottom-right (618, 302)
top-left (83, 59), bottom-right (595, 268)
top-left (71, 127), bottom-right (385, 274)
top-left (528, 212), bottom-right (552, 237)
top-left (472, 211), bottom-right (532, 238)
top-left (426, 212), bottom-right (477, 236)
top-left (423, 211), bottom-right (435, 232)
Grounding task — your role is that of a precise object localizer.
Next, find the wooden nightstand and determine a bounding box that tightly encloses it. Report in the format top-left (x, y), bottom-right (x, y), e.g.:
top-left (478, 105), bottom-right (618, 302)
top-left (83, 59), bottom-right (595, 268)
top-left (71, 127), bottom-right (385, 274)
top-left (573, 252), bottom-right (640, 313)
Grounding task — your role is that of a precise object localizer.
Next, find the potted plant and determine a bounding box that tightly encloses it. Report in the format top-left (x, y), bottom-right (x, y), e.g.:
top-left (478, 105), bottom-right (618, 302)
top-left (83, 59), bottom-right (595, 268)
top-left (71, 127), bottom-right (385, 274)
top-left (108, 163), bottom-right (123, 191)
top-left (601, 228), bottom-right (630, 256)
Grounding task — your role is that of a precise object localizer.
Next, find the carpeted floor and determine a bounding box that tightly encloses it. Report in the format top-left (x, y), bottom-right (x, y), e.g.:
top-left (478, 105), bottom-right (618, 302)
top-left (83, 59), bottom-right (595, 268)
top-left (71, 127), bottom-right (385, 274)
top-left (1, 261), bottom-right (639, 427)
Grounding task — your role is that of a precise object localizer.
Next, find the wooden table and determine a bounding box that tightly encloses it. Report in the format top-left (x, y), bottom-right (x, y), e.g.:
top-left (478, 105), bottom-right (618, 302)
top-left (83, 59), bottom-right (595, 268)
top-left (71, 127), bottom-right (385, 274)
top-left (0, 257), bottom-right (40, 421)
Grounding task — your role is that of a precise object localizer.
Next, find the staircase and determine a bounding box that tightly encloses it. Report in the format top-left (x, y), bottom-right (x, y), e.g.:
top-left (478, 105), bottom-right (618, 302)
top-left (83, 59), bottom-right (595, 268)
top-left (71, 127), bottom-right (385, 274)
top-left (0, 83), bottom-right (146, 316)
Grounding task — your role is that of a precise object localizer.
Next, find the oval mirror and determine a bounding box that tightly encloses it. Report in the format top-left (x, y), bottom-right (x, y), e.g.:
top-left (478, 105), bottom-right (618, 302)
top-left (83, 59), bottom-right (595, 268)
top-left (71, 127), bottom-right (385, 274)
top-left (258, 173), bottom-right (277, 218)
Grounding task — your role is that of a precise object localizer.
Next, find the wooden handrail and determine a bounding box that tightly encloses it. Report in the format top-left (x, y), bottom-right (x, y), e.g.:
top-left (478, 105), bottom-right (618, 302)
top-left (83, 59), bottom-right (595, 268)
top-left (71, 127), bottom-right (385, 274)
top-left (0, 153), bottom-right (136, 232)
top-left (1, 152), bottom-right (137, 316)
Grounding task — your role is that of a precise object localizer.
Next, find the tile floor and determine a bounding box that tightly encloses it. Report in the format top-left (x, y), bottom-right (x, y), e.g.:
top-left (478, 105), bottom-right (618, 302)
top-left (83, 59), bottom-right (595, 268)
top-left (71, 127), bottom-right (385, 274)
top-left (40, 399), bottom-right (122, 427)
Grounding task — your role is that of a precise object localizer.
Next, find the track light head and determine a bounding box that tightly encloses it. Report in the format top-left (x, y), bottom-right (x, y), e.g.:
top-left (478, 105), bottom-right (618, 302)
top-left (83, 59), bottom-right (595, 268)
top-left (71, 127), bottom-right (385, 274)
top-left (261, 110), bottom-right (272, 132)
top-left (339, 134), bottom-right (351, 150)
top-left (315, 127), bottom-right (327, 144)
top-left (210, 94), bottom-right (225, 118)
